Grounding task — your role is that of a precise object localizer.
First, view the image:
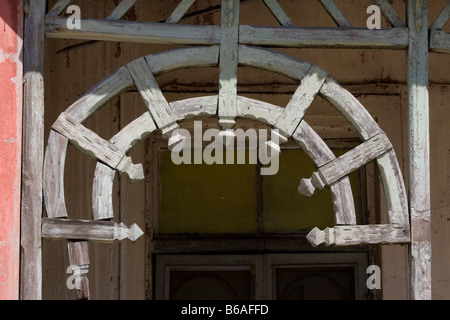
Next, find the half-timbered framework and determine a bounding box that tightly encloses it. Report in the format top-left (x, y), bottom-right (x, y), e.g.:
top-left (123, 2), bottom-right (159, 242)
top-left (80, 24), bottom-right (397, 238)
top-left (19, 0), bottom-right (448, 300)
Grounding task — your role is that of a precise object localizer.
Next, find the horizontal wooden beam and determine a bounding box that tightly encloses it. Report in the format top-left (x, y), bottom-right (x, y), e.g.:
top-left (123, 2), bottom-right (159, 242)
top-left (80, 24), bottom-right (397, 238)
top-left (240, 26), bottom-right (409, 49)
top-left (45, 16), bottom-right (411, 49)
top-left (45, 17), bottom-right (221, 45)
top-left (42, 218), bottom-right (144, 242)
top-left (306, 224), bottom-right (411, 246)
top-left (430, 30), bottom-right (450, 54)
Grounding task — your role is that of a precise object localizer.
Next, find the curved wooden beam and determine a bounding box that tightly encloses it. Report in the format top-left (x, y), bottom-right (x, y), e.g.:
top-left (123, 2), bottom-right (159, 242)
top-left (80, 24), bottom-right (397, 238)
top-left (319, 77), bottom-right (408, 226)
top-left (146, 46), bottom-right (219, 75)
top-left (93, 112), bottom-right (157, 220)
top-left (293, 121), bottom-right (357, 226)
top-left (65, 66), bottom-right (134, 123)
top-left (44, 46), bottom-right (409, 248)
top-left (91, 94), bottom-right (356, 227)
top-left (43, 130), bottom-right (69, 218)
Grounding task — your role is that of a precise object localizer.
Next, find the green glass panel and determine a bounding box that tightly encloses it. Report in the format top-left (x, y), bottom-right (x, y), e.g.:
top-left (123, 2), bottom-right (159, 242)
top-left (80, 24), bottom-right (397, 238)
top-left (160, 150), bottom-right (258, 234)
top-left (262, 149), bottom-right (360, 232)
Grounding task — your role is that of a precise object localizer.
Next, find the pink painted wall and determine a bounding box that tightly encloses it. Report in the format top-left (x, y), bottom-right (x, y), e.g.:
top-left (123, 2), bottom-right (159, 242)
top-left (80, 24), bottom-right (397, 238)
top-left (0, 0), bottom-right (23, 300)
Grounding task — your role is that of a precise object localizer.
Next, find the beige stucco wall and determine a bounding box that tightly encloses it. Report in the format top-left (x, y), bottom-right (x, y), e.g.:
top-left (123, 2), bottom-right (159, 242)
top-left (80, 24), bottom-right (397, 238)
top-left (42, 0), bottom-right (449, 299)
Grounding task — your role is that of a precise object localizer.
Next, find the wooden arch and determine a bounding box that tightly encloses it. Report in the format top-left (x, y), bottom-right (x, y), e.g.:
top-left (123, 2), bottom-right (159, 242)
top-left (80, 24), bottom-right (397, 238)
top-left (43, 45), bottom-right (410, 248)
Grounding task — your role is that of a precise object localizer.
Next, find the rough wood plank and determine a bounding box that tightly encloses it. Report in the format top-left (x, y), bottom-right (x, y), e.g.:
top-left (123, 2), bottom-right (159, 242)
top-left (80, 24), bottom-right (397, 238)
top-left (262, 0), bottom-right (294, 26)
top-left (320, 77), bottom-right (381, 140)
top-left (274, 65), bottom-right (328, 141)
top-left (45, 17), bottom-right (221, 45)
top-left (239, 45), bottom-right (311, 81)
top-left (218, 0), bottom-right (240, 129)
top-left (21, 0), bottom-right (46, 300)
top-left (67, 241), bottom-right (90, 300)
top-left (239, 25), bottom-right (409, 49)
top-left (146, 45), bottom-right (219, 75)
top-left (430, 0), bottom-right (450, 30)
top-left (237, 96), bottom-right (282, 125)
top-left (42, 218), bottom-right (144, 242)
top-left (306, 224), bottom-right (410, 246)
top-left (126, 57), bottom-right (182, 147)
top-left (293, 121), bottom-right (356, 226)
top-left (373, 0), bottom-right (405, 27)
top-left (46, 0), bottom-right (72, 16)
top-left (171, 96), bottom-right (218, 120)
top-left (107, 0), bottom-right (137, 20)
top-left (52, 113), bottom-right (144, 182)
top-left (298, 133), bottom-right (392, 196)
top-left (111, 112), bottom-right (157, 152)
top-left (165, 0), bottom-right (197, 23)
top-left (92, 112), bottom-right (157, 220)
top-left (430, 30), bottom-right (450, 54)
top-left (92, 163), bottom-right (116, 221)
top-left (43, 130), bottom-right (69, 219)
top-left (376, 150), bottom-right (409, 225)
top-left (407, 0), bottom-right (431, 300)
top-left (65, 66), bottom-right (134, 123)
top-left (319, 0), bottom-right (352, 27)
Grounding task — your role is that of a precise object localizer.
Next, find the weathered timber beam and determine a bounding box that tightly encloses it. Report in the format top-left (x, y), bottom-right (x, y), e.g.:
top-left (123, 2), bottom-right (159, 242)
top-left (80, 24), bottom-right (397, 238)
top-left (146, 45), bottom-right (219, 75)
top-left (319, 0), bottom-right (351, 27)
top-left (376, 150), bottom-right (409, 225)
top-left (45, 17), bottom-right (221, 45)
top-left (298, 133), bottom-right (392, 196)
top-left (67, 241), bottom-right (90, 300)
top-left (92, 163), bottom-right (116, 221)
top-left (218, 0), bottom-right (240, 130)
top-left (430, 30), bottom-right (450, 54)
top-left (93, 112), bottom-right (157, 221)
top-left (430, 0), bottom-right (450, 30)
top-left (239, 26), bottom-right (409, 49)
top-left (172, 96), bottom-right (218, 120)
top-left (238, 45), bottom-right (311, 81)
top-left (47, 0), bottom-right (72, 16)
top-left (45, 16), bottom-right (410, 49)
top-left (165, 0), bottom-right (197, 23)
top-left (52, 114), bottom-right (144, 181)
top-left (65, 66), bottom-right (134, 123)
top-left (21, 0), bottom-right (46, 300)
top-left (319, 77), bottom-right (381, 140)
top-left (407, 0), bottom-right (431, 300)
top-left (43, 130), bottom-right (69, 218)
top-left (372, 0), bottom-right (405, 27)
top-left (126, 58), bottom-right (183, 148)
top-left (107, 0), bottom-right (138, 20)
top-left (42, 218), bottom-right (144, 242)
top-left (293, 121), bottom-right (357, 226)
top-left (273, 65), bottom-right (328, 143)
top-left (262, 0), bottom-right (294, 27)
top-left (306, 224), bottom-right (411, 247)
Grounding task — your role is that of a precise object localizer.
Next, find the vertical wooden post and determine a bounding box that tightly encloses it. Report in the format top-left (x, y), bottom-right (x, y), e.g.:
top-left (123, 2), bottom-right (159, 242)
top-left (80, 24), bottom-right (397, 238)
top-left (20, 0), bottom-right (46, 300)
top-left (407, 0), bottom-right (431, 300)
top-left (218, 0), bottom-right (240, 130)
